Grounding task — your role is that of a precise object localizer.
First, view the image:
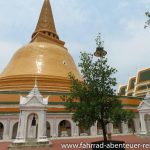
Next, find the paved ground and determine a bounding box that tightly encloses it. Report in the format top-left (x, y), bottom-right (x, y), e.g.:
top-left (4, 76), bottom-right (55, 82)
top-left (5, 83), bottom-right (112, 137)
top-left (1, 135), bottom-right (150, 150)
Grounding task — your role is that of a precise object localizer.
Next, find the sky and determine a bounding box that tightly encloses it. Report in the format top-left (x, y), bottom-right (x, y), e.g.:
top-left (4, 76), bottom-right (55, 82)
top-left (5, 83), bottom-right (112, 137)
top-left (0, 0), bottom-right (150, 90)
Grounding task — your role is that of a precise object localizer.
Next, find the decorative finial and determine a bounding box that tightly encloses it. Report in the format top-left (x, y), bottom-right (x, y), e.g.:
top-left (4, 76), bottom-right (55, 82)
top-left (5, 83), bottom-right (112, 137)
top-left (94, 33), bottom-right (107, 58)
top-left (34, 77), bottom-right (38, 88)
top-left (95, 33), bottom-right (104, 48)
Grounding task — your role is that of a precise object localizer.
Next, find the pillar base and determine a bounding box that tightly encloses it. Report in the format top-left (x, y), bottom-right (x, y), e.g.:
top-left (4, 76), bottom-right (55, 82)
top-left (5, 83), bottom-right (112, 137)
top-left (8, 140), bottom-right (52, 150)
top-left (38, 137), bottom-right (49, 142)
top-left (13, 138), bottom-right (25, 144)
top-left (139, 131), bottom-right (147, 135)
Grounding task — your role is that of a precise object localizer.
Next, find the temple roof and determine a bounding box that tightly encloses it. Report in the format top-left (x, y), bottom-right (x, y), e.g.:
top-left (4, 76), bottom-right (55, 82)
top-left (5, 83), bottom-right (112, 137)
top-left (27, 80), bottom-right (42, 98)
top-left (32, 0), bottom-right (59, 40)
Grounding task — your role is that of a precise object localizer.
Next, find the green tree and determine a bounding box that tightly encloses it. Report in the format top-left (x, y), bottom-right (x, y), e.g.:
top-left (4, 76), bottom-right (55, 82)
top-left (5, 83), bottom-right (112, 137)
top-left (144, 12), bottom-right (150, 28)
top-left (63, 52), bottom-right (134, 141)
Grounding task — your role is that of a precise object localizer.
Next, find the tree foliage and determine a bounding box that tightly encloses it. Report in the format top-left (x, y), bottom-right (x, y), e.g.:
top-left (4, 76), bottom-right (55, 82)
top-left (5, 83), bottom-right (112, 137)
top-left (63, 52), bottom-right (134, 141)
top-left (144, 12), bottom-right (150, 28)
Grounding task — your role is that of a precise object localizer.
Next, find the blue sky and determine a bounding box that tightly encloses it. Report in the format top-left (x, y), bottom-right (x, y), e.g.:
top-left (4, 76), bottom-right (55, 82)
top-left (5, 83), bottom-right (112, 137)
top-left (0, 0), bottom-right (150, 90)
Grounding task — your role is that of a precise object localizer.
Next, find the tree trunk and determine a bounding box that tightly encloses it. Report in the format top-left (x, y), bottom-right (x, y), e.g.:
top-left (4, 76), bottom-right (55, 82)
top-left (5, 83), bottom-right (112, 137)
top-left (101, 120), bottom-right (107, 141)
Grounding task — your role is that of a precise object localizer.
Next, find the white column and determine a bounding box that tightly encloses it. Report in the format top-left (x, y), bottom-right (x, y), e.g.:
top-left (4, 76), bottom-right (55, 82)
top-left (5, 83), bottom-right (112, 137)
top-left (37, 111), bottom-right (48, 142)
top-left (3, 120), bottom-right (11, 140)
top-left (90, 124), bottom-right (97, 136)
top-left (14, 111), bottom-right (27, 143)
top-left (121, 122), bottom-right (128, 134)
top-left (139, 113), bottom-right (146, 134)
top-left (133, 118), bottom-right (140, 134)
top-left (95, 122), bottom-right (98, 135)
top-left (106, 123), bottom-right (113, 134)
top-left (51, 118), bottom-right (58, 137)
top-left (105, 123), bottom-right (113, 140)
top-left (72, 122), bottom-right (79, 137)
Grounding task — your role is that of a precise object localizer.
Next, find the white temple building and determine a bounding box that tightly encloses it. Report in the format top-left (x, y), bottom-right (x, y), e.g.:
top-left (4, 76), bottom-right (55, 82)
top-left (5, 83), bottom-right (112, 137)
top-left (138, 91), bottom-right (150, 135)
top-left (14, 82), bottom-right (49, 143)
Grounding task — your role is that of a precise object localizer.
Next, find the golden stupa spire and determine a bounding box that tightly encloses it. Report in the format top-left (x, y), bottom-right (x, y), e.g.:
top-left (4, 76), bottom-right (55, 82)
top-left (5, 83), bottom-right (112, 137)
top-left (32, 0), bottom-right (59, 40)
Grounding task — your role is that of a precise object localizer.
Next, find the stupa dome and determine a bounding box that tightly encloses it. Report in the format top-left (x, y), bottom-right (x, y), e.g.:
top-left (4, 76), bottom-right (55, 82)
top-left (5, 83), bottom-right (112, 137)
top-left (0, 42), bottom-right (81, 80)
top-left (0, 0), bottom-right (81, 92)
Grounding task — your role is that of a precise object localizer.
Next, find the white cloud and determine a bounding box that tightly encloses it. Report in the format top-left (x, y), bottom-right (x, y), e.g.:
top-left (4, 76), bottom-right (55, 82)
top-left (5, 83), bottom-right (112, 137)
top-left (107, 18), bottom-right (150, 87)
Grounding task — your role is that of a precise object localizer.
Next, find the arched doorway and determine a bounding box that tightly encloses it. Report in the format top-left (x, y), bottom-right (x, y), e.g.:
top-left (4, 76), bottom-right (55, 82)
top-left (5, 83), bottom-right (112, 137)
top-left (0, 123), bottom-right (4, 140)
top-left (27, 114), bottom-right (38, 139)
top-left (46, 121), bottom-right (51, 138)
top-left (144, 114), bottom-right (150, 133)
top-left (58, 120), bottom-right (71, 137)
top-left (97, 121), bottom-right (102, 135)
top-left (113, 123), bottom-right (122, 134)
top-left (12, 122), bottom-right (18, 139)
top-left (79, 125), bottom-right (90, 136)
top-left (128, 119), bottom-right (135, 133)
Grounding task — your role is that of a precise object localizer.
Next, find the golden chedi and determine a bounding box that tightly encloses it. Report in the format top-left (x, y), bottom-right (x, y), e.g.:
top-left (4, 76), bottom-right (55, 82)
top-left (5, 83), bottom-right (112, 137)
top-left (0, 0), bottom-right (81, 92)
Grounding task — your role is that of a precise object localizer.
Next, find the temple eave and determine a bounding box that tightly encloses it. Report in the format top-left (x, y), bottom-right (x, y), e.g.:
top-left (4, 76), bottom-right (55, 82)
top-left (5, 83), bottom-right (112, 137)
top-left (31, 32), bottom-right (65, 46)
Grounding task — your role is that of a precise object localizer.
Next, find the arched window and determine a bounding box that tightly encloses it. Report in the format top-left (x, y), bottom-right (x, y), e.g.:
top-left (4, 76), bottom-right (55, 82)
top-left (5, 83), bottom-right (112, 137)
top-left (128, 119), bottom-right (135, 133)
top-left (79, 124), bottom-right (90, 136)
top-left (58, 120), bottom-right (71, 137)
top-left (113, 122), bottom-right (122, 134)
top-left (0, 123), bottom-right (4, 140)
top-left (12, 122), bottom-right (18, 139)
top-left (27, 114), bottom-right (38, 139)
top-left (46, 121), bottom-right (51, 138)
